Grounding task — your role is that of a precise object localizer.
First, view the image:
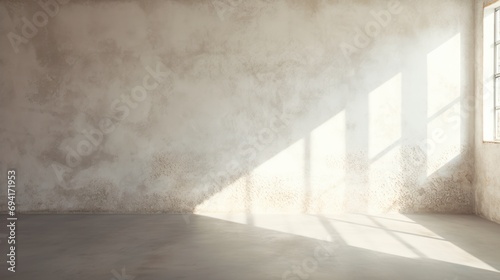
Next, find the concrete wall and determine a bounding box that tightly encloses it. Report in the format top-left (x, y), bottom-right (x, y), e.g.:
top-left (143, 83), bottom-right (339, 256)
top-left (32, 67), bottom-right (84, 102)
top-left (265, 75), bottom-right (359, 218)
top-left (0, 0), bottom-right (475, 214)
top-left (474, 0), bottom-right (500, 224)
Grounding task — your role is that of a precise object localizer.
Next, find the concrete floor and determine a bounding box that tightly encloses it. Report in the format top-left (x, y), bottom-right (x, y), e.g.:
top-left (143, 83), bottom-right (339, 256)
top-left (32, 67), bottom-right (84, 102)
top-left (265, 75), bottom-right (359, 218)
top-left (1, 213), bottom-right (500, 280)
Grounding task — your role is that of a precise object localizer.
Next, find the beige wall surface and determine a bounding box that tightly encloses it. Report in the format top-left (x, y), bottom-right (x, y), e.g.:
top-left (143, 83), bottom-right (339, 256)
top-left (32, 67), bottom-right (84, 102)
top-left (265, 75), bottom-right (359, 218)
top-left (0, 0), bottom-right (475, 214)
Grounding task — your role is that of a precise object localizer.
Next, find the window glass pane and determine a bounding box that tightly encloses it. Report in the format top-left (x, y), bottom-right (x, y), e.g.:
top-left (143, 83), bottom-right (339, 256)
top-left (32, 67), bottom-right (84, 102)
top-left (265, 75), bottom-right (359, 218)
top-left (496, 9), bottom-right (500, 40)
top-left (496, 44), bottom-right (500, 74)
top-left (496, 77), bottom-right (500, 106)
top-left (496, 110), bottom-right (500, 140)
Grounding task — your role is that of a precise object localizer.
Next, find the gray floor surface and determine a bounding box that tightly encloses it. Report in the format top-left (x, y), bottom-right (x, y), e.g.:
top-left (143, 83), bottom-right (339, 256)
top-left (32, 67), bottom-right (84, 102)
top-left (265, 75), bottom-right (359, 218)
top-left (0, 213), bottom-right (500, 280)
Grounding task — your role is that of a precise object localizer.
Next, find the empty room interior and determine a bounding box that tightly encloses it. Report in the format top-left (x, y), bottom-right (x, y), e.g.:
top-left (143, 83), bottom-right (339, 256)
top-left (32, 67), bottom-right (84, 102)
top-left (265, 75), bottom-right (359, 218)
top-left (2, 0), bottom-right (500, 279)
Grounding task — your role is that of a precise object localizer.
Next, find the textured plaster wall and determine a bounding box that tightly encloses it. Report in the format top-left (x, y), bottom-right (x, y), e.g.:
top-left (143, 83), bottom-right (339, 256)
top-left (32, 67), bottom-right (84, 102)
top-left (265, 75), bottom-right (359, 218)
top-left (0, 0), bottom-right (474, 214)
top-left (475, 0), bottom-right (500, 224)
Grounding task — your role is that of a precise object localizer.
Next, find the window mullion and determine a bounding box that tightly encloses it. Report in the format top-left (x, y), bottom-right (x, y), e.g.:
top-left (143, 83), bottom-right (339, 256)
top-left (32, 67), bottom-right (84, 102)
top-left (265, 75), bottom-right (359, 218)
top-left (495, 10), bottom-right (498, 139)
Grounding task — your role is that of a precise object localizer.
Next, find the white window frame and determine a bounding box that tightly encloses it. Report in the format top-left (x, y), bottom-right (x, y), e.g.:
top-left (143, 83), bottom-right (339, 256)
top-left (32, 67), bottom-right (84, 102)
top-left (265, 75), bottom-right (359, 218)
top-left (484, 2), bottom-right (500, 142)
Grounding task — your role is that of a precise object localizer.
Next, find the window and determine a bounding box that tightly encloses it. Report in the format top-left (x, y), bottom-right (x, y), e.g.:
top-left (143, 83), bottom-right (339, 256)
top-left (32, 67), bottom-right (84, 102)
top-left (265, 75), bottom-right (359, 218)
top-left (494, 8), bottom-right (500, 139)
top-left (483, 3), bottom-right (500, 142)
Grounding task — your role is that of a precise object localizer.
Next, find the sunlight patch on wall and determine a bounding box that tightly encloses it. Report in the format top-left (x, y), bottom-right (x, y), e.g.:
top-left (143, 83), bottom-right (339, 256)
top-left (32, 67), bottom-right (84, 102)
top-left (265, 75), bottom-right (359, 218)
top-left (368, 73), bottom-right (402, 159)
top-left (250, 137), bottom-right (306, 182)
top-left (427, 33), bottom-right (461, 118)
top-left (367, 73), bottom-right (402, 212)
top-left (193, 111), bottom-right (348, 214)
top-left (426, 33), bottom-right (461, 176)
top-left (309, 110), bottom-right (346, 201)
